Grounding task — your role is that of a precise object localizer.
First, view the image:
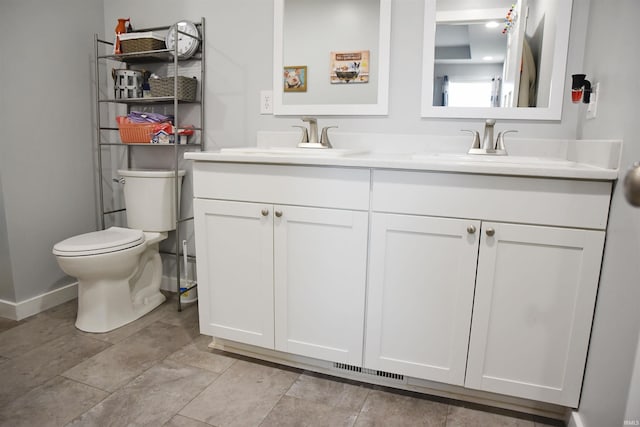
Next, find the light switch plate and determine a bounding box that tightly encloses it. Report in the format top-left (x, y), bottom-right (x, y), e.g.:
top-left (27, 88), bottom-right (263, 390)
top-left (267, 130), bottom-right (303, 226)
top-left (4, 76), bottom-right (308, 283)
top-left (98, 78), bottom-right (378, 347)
top-left (260, 90), bottom-right (273, 114)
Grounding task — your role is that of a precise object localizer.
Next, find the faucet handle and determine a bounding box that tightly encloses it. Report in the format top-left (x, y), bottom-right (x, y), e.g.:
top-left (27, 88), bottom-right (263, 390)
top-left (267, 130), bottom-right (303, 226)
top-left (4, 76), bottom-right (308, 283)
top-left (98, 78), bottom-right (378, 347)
top-left (320, 126), bottom-right (338, 148)
top-left (292, 125), bottom-right (309, 143)
top-left (496, 130), bottom-right (517, 152)
top-left (461, 129), bottom-right (481, 149)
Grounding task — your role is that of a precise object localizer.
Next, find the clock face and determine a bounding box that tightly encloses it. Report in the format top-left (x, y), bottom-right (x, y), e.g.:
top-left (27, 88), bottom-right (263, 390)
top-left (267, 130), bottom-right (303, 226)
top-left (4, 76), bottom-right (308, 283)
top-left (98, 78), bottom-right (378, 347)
top-left (166, 21), bottom-right (199, 59)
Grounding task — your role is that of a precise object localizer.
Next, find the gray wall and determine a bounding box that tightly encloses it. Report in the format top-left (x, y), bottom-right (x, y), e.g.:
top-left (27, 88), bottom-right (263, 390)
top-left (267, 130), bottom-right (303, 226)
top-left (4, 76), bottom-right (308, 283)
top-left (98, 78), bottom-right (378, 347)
top-left (0, 0), bottom-right (104, 302)
top-left (575, 0), bottom-right (640, 425)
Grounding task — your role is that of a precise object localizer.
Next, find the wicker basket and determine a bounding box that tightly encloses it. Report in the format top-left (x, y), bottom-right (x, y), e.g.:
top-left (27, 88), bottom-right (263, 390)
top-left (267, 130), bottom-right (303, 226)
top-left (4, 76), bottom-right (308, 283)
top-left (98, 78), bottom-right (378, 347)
top-left (119, 32), bottom-right (166, 54)
top-left (116, 117), bottom-right (155, 143)
top-left (149, 76), bottom-right (197, 101)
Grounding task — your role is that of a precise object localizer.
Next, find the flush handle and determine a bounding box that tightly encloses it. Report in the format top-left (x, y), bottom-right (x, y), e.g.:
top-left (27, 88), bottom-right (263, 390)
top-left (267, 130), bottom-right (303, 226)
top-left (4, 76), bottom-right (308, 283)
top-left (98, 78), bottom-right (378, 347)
top-left (467, 225), bottom-right (476, 234)
top-left (275, 210), bottom-right (283, 218)
top-left (261, 209), bottom-right (269, 217)
top-left (486, 228), bottom-right (495, 237)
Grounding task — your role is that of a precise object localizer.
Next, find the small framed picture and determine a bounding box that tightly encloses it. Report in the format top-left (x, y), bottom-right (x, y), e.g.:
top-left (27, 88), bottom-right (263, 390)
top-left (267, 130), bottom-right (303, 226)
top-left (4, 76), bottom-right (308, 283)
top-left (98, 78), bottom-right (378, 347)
top-left (283, 66), bottom-right (307, 92)
top-left (330, 50), bottom-right (370, 84)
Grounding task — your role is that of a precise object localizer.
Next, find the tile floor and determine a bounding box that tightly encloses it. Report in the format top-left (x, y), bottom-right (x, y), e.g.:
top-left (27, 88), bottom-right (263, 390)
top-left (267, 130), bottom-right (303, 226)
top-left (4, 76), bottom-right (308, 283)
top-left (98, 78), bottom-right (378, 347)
top-left (0, 296), bottom-right (565, 427)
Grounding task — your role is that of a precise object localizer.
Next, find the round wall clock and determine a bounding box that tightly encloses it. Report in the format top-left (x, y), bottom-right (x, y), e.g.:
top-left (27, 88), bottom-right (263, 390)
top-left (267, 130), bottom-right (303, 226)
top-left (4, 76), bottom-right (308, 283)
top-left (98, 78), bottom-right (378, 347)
top-left (165, 20), bottom-right (200, 59)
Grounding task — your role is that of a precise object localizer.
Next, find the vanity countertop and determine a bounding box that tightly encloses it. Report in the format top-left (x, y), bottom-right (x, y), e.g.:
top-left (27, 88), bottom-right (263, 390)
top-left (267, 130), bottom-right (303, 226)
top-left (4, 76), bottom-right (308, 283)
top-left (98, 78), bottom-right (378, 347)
top-left (184, 148), bottom-right (619, 181)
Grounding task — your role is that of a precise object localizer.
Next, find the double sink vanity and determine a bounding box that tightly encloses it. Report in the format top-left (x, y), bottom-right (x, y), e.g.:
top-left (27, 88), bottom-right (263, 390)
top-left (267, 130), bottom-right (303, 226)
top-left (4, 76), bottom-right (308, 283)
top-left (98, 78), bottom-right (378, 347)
top-left (183, 0), bottom-right (617, 418)
top-left (185, 131), bottom-right (620, 417)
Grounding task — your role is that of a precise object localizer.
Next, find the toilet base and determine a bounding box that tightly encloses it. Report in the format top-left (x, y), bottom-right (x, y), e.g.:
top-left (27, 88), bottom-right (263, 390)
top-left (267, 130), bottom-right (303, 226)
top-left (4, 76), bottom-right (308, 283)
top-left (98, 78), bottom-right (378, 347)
top-left (75, 278), bottom-right (166, 333)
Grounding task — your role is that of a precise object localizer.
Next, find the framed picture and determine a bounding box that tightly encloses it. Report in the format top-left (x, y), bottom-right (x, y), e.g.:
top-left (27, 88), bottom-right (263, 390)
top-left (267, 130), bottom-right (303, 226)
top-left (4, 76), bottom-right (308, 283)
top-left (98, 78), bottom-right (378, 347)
top-left (283, 66), bottom-right (307, 92)
top-left (330, 50), bottom-right (370, 84)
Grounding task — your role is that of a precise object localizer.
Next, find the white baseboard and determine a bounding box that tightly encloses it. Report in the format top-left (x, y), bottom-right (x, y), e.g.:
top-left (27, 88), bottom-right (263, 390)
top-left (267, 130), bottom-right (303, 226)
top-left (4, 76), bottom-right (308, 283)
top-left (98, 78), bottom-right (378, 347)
top-left (568, 411), bottom-right (585, 427)
top-left (0, 282), bottom-right (78, 321)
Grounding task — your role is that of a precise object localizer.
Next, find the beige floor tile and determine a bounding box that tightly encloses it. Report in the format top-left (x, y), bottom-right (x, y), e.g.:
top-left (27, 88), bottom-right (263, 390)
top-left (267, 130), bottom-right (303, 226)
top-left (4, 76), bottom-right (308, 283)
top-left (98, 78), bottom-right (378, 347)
top-left (40, 299), bottom-right (78, 321)
top-left (446, 405), bottom-right (535, 427)
top-left (67, 360), bottom-right (217, 427)
top-left (0, 311), bottom-right (76, 358)
top-left (286, 372), bottom-right (370, 411)
top-left (179, 359), bottom-right (300, 427)
top-left (160, 299), bottom-right (200, 328)
top-left (0, 317), bottom-right (20, 333)
top-left (260, 395), bottom-right (359, 427)
top-left (164, 414), bottom-right (216, 427)
top-left (0, 376), bottom-right (108, 427)
top-left (354, 388), bottom-right (448, 427)
top-left (62, 321), bottom-right (197, 392)
top-left (166, 335), bottom-right (236, 374)
top-left (0, 333), bottom-right (111, 409)
top-left (533, 420), bottom-right (564, 427)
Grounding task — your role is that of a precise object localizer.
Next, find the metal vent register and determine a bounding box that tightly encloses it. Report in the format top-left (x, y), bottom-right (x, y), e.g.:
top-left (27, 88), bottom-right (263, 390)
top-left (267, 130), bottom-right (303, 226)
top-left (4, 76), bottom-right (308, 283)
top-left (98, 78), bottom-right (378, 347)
top-left (332, 362), bottom-right (405, 381)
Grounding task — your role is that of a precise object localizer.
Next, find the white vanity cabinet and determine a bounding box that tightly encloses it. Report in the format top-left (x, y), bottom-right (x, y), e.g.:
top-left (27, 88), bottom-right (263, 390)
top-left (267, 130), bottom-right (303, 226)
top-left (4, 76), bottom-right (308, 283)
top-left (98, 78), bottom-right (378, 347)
top-left (189, 155), bottom-right (615, 410)
top-left (194, 199), bottom-right (275, 348)
top-left (365, 213), bottom-right (480, 386)
top-left (192, 163), bottom-right (370, 365)
top-left (466, 222), bottom-right (605, 407)
top-left (367, 170), bottom-right (611, 406)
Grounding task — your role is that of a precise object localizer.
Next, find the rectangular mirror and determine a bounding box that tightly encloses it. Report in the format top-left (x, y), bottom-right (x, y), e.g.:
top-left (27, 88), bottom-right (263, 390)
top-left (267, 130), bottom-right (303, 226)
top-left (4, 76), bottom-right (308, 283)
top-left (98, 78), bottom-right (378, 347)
top-left (421, 0), bottom-right (573, 120)
top-left (273, 0), bottom-right (391, 115)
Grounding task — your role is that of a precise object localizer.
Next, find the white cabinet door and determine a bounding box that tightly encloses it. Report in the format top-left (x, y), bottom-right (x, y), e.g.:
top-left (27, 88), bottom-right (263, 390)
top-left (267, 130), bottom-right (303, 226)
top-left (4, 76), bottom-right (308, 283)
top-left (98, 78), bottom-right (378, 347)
top-left (364, 213), bottom-right (480, 385)
top-left (194, 199), bottom-right (274, 349)
top-left (466, 222), bottom-right (605, 406)
top-left (274, 205), bottom-right (368, 365)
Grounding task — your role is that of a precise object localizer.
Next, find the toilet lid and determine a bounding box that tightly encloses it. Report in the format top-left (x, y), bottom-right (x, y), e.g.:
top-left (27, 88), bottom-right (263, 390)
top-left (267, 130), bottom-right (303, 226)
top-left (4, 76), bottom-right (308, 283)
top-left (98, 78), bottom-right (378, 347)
top-left (53, 227), bottom-right (144, 257)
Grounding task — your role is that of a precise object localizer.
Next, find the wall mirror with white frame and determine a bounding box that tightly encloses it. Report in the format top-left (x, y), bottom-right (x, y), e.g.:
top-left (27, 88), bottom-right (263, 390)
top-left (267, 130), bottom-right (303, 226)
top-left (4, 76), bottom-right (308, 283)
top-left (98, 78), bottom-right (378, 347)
top-left (421, 0), bottom-right (573, 120)
top-left (273, 0), bottom-right (391, 116)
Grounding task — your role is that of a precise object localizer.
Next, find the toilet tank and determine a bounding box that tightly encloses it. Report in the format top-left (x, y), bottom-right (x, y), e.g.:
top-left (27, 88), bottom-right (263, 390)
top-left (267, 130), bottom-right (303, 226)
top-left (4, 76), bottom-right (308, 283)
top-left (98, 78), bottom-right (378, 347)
top-left (117, 169), bottom-right (186, 232)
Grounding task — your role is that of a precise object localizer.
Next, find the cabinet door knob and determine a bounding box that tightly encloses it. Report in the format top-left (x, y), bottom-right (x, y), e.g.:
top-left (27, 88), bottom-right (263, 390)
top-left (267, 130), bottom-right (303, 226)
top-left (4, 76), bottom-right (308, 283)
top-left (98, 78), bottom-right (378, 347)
top-left (261, 209), bottom-right (269, 217)
top-left (275, 210), bottom-right (283, 218)
top-left (467, 225), bottom-right (476, 234)
top-left (486, 228), bottom-right (495, 237)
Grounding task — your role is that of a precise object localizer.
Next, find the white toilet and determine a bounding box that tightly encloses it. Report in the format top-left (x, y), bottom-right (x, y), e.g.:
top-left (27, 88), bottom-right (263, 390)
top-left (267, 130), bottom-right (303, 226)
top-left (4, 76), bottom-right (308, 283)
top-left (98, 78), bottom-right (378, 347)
top-left (53, 169), bottom-right (185, 333)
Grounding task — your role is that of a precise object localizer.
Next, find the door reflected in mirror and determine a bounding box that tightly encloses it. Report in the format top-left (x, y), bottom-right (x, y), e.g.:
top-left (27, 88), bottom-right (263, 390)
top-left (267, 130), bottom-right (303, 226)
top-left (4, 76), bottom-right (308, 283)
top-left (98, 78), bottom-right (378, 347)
top-left (421, 0), bottom-right (573, 120)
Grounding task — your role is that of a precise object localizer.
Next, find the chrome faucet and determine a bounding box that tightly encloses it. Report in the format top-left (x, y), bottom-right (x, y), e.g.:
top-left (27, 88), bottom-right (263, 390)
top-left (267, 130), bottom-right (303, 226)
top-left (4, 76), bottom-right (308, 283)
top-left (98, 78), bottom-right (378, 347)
top-left (466, 119), bottom-right (513, 155)
top-left (481, 119), bottom-right (496, 151)
top-left (295, 117), bottom-right (336, 149)
top-left (302, 117), bottom-right (319, 144)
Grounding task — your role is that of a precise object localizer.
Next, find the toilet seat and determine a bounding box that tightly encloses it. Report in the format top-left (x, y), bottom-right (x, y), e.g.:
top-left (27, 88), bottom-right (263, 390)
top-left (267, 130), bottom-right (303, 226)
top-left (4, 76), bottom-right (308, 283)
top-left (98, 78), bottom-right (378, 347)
top-left (53, 227), bottom-right (144, 257)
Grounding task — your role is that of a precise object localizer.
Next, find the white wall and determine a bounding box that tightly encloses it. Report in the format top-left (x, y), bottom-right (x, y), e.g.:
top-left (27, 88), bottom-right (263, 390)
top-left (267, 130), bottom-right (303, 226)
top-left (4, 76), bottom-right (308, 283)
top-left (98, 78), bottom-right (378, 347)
top-left (575, 0), bottom-right (640, 426)
top-left (0, 0), bottom-right (104, 303)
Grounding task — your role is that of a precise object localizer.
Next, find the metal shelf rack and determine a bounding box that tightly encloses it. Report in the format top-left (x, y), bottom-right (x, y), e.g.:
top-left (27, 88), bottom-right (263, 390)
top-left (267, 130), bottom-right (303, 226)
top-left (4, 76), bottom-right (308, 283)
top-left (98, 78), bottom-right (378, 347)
top-left (94, 18), bottom-right (205, 311)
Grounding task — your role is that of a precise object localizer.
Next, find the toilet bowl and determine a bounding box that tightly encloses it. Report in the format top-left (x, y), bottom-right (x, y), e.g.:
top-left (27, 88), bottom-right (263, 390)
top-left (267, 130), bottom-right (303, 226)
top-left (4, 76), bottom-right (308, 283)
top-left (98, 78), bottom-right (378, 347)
top-left (53, 169), bottom-right (185, 333)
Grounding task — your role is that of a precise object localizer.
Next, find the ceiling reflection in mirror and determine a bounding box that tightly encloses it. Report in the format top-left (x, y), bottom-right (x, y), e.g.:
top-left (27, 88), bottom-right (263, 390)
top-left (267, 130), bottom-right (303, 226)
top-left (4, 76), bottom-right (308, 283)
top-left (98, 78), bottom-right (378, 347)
top-left (428, 0), bottom-right (570, 113)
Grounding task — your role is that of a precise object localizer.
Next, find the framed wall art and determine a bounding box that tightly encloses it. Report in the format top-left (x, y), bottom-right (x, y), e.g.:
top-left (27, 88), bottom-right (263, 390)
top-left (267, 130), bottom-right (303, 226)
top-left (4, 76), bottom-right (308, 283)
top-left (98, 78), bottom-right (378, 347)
top-left (283, 66), bottom-right (307, 92)
top-left (330, 51), bottom-right (370, 84)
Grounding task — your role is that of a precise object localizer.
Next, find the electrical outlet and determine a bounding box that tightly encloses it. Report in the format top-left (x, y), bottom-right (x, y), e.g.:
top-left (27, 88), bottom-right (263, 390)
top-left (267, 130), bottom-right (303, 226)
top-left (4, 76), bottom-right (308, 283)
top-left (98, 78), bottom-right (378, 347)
top-left (260, 90), bottom-right (273, 114)
top-left (586, 82), bottom-right (599, 120)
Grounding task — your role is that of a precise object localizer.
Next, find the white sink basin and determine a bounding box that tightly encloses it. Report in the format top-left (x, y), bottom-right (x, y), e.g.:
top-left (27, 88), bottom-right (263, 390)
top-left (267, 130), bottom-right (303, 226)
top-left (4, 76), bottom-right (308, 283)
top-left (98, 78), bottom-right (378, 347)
top-left (220, 147), bottom-right (369, 157)
top-left (411, 153), bottom-right (576, 167)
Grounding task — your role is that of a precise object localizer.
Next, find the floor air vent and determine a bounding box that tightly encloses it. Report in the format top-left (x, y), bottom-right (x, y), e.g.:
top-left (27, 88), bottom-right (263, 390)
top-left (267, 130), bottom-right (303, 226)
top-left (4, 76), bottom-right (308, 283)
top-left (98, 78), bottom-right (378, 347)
top-left (332, 362), bottom-right (404, 381)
